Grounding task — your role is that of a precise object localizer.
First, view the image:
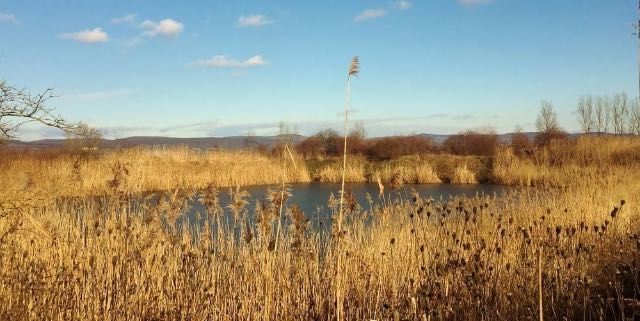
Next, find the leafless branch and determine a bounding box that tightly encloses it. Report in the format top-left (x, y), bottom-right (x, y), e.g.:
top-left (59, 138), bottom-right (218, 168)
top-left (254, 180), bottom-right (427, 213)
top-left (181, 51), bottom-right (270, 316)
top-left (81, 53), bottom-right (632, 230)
top-left (0, 80), bottom-right (81, 139)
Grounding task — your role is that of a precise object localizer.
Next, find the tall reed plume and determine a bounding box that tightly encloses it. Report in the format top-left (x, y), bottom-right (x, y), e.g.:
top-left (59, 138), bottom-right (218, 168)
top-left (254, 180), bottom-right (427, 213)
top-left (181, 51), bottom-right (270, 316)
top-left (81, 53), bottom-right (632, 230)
top-left (336, 56), bottom-right (359, 321)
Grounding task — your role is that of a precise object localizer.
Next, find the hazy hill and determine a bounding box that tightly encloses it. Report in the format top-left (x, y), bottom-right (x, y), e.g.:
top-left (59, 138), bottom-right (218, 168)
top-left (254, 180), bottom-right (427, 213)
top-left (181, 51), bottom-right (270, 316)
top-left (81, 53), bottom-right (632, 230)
top-left (4, 132), bottom-right (587, 150)
top-left (3, 135), bottom-right (305, 150)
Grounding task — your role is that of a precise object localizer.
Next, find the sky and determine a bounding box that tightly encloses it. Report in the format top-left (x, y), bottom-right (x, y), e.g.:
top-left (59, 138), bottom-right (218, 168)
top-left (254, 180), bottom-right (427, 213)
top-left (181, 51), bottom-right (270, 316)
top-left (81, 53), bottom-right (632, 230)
top-left (0, 0), bottom-right (638, 140)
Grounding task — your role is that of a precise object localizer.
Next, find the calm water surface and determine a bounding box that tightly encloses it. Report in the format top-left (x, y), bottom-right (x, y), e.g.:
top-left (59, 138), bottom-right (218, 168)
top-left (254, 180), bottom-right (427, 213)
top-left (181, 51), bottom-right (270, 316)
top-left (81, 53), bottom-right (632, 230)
top-left (180, 182), bottom-right (514, 226)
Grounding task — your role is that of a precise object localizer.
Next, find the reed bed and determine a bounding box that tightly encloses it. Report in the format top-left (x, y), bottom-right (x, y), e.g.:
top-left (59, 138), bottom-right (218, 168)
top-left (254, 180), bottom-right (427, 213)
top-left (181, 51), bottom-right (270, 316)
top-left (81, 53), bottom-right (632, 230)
top-left (313, 154), bottom-right (489, 184)
top-left (1, 153), bottom-right (639, 320)
top-left (493, 136), bottom-right (640, 187)
top-left (451, 164), bottom-right (478, 184)
top-left (315, 155), bottom-right (368, 183)
top-left (0, 147), bottom-right (311, 198)
top-left (1, 136), bottom-right (640, 319)
top-left (374, 163), bottom-right (442, 184)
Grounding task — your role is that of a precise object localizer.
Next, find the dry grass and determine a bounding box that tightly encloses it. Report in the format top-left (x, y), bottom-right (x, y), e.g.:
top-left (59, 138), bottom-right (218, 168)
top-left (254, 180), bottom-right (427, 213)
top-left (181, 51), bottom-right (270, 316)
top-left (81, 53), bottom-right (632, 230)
top-left (493, 136), bottom-right (640, 187)
top-left (315, 155), bottom-right (368, 183)
top-left (374, 163), bottom-right (441, 184)
top-left (0, 147), bottom-right (311, 198)
top-left (451, 164), bottom-right (478, 184)
top-left (313, 154), bottom-right (489, 184)
top-left (1, 136), bottom-right (640, 320)
top-left (1, 167), bottom-right (638, 320)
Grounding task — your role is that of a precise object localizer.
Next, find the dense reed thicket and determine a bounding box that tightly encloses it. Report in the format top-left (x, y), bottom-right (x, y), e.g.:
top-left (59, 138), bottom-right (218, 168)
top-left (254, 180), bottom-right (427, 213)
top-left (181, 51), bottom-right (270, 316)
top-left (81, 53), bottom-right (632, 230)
top-left (493, 136), bottom-right (640, 186)
top-left (0, 146), bottom-right (310, 198)
top-left (2, 135), bottom-right (640, 198)
top-left (310, 154), bottom-right (488, 185)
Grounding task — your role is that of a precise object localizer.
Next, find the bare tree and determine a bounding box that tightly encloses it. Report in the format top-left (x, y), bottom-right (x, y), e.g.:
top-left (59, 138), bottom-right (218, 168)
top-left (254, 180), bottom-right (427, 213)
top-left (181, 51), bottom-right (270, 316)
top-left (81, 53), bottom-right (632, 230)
top-left (535, 100), bottom-right (568, 146)
top-left (629, 97), bottom-right (640, 135)
top-left (536, 100), bottom-right (559, 133)
top-left (243, 129), bottom-right (257, 150)
top-left (576, 95), bottom-right (595, 133)
top-left (611, 93), bottom-right (629, 134)
top-left (595, 96), bottom-right (610, 134)
top-left (273, 121), bottom-right (298, 155)
top-left (65, 122), bottom-right (103, 151)
top-left (1, 80), bottom-right (80, 140)
top-left (349, 120), bottom-right (366, 140)
top-left (511, 125), bottom-right (532, 155)
top-left (347, 120), bottom-right (366, 155)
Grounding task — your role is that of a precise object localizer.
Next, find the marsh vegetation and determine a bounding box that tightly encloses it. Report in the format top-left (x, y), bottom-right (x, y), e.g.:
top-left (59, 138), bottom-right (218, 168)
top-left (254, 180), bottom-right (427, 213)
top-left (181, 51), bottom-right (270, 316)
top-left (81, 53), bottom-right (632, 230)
top-left (1, 134), bottom-right (639, 320)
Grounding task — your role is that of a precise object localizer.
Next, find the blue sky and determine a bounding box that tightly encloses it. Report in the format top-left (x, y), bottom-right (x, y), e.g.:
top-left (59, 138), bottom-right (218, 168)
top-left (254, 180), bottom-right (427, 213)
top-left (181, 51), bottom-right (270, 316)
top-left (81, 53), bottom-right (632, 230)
top-left (0, 0), bottom-right (638, 139)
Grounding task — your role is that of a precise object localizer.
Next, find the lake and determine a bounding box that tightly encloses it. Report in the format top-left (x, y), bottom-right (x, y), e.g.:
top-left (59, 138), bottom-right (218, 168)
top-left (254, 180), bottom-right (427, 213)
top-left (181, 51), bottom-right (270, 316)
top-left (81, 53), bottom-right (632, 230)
top-left (176, 182), bottom-right (514, 230)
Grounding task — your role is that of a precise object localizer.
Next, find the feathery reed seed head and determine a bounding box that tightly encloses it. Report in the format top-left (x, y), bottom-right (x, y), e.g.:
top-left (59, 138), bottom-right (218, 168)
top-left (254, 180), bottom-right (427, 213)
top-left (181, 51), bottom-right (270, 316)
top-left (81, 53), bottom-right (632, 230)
top-left (348, 56), bottom-right (360, 77)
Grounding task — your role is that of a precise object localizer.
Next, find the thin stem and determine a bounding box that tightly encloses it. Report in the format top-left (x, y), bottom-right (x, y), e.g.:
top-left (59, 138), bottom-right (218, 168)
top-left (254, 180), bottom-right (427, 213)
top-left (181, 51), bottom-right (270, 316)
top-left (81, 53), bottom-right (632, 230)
top-left (538, 247), bottom-right (544, 321)
top-left (336, 74), bottom-right (352, 321)
top-left (275, 147), bottom-right (287, 250)
top-left (338, 76), bottom-right (351, 234)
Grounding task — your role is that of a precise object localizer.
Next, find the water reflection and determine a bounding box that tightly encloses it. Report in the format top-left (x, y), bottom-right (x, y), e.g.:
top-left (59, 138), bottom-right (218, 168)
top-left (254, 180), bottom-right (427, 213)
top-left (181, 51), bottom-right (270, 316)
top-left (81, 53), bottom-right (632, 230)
top-left (176, 182), bottom-right (512, 231)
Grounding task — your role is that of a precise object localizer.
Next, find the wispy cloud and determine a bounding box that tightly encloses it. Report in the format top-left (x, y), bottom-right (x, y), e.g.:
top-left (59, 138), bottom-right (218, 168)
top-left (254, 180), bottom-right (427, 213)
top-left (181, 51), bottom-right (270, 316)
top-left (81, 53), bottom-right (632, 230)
top-left (141, 18), bottom-right (183, 38)
top-left (230, 70), bottom-right (248, 78)
top-left (393, 1), bottom-right (413, 10)
top-left (61, 89), bottom-right (132, 101)
top-left (59, 27), bottom-right (108, 44)
top-left (237, 14), bottom-right (273, 27)
top-left (354, 8), bottom-right (387, 22)
top-left (457, 0), bottom-right (493, 6)
top-left (111, 13), bottom-right (137, 25)
top-left (15, 124), bottom-right (68, 141)
top-left (191, 55), bottom-right (267, 68)
top-left (123, 37), bottom-right (142, 48)
top-left (0, 12), bottom-right (19, 25)
top-left (98, 121), bottom-right (220, 138)
top-left (17, 112), bottom-right (497, 140)
top-left (199, 114), bottom-right (485, 137)
top-left (158, 121), bottom-right (219, 134)
top-left (451, 114), bottom-right (476, 120)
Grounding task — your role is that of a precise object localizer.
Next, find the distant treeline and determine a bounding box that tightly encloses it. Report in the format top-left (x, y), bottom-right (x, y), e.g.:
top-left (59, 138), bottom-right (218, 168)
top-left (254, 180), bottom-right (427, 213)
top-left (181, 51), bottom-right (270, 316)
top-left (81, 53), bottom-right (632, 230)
top-left (292, 92), bottom-right (640, 160)
top-left (293, 127), bottom-right (532, 159)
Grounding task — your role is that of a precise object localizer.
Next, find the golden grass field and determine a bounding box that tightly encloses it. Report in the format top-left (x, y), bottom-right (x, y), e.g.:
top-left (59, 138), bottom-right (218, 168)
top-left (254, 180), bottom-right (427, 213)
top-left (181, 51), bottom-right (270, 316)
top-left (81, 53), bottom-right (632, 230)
top-left (0, 147), bottom-right (310, 198)
top-left (0, 136), bottom-right (639, 320)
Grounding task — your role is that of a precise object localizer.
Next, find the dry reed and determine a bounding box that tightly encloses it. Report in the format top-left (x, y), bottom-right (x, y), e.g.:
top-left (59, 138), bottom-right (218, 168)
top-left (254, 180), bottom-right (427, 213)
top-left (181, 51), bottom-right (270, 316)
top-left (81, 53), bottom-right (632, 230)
top-left (1, 136), bottom-right (640, 320)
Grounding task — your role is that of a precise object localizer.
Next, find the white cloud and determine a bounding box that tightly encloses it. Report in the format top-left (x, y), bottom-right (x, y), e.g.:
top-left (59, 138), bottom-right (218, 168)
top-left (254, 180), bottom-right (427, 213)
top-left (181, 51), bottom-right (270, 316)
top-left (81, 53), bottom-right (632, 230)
top-left (0, 12), bottom-right (19, 25)
top-left (60, 27), bottom-right (108, 44)
top-left (457, 0), bottom-right (493, 6)
top-left (354, 8), bottom-right (387, 22)
top-left (141, 19), bottom-right (183, 38)
top-left (237, 14), bottom-right (273, 27)
top-left (191, 55), bottom-right (267, 68)
top-left (394, 1), bottom-right (413, 10)
top-left (111, 13), bottom-right (137, 25)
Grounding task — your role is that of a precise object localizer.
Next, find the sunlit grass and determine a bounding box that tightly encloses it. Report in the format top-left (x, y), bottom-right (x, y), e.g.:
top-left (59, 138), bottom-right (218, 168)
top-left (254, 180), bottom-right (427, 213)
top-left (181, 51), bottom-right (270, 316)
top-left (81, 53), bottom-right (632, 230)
top-left (1, 136), bottom-right (640, 320)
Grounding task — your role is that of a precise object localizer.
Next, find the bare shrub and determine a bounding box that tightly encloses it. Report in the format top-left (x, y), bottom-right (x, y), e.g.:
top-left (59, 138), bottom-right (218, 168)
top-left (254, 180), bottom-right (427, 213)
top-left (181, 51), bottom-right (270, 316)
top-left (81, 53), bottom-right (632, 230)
top-left (443, 128), bottom-right (499, 156)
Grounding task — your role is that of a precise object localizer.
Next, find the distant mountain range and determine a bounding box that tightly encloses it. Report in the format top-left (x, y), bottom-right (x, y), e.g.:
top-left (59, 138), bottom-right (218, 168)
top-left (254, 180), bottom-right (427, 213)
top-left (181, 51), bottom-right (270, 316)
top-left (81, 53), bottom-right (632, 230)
top-left (3, 132), bottom-right (575, 150)
top-left (3, 135), bottom-right (306, 150)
